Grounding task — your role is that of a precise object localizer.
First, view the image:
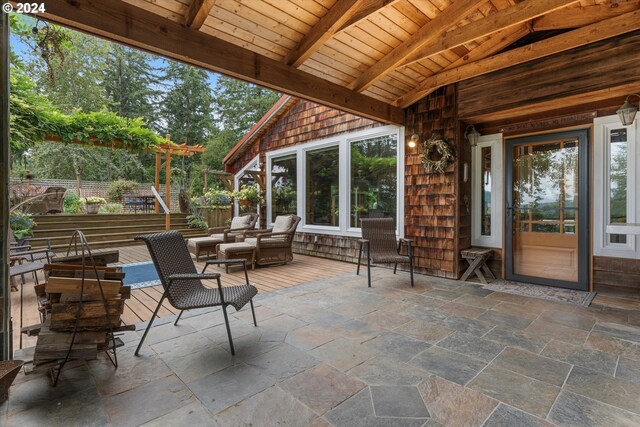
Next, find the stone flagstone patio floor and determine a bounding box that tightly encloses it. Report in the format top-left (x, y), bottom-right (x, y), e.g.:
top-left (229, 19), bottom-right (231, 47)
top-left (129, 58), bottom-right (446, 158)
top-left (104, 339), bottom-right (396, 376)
top-left (3, 268), bottom-right (640, 426)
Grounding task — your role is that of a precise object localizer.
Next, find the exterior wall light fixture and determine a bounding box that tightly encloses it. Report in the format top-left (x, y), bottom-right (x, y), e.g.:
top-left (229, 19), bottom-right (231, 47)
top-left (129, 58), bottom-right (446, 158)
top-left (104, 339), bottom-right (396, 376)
top-left (617, 94), bottom-right (639, 126)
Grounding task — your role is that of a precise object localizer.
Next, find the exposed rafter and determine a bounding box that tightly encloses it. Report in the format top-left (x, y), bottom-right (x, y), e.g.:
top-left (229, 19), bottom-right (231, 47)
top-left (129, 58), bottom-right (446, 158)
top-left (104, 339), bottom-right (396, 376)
top-left (336, 0), bottom-right (402, 33)
top-left (533, 0), bottom-right (640, 30)
top-left (348, 0), bottom-right (484, 92)
top-left (184, 0), bottom-right (215, 29)
top-left (285, 0), bottom-right (368, 67)
top-left (395, 10), bottom-right (640, 108)
top-left (392, 24), bottom-right (532, 106)
top-left (398, 0), bottom-right (579, 69)
top-left (34, 0), bottom-right (404, 125)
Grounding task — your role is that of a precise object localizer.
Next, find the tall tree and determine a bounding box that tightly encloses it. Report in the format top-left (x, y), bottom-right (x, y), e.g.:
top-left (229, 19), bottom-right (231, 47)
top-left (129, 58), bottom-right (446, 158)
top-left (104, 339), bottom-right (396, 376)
top-left (103, 44), bottom-right (163, 129)
top-left (213, 76), bottom-right (280, 140)
top-left (162, 62), bottom-right (214, 146)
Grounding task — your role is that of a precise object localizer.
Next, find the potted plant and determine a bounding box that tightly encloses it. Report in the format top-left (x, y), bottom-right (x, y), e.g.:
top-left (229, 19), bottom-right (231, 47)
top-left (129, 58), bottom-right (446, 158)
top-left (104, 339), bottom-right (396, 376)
top-left (233, 184), bottom-right (263, 207)
top-left (82, 197), bottom-right (107, 214)
top-left (9, 212), bottom-right (35, 244)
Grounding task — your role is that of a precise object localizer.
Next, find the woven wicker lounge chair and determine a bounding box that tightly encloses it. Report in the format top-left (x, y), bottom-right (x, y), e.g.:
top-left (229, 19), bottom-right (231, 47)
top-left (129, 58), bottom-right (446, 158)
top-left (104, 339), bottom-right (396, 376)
top-left (243, 215), bottom-right (301, 266)
top-left (188, 212), bottom-right (259, 261)
top-left (134, 231), bottom-right (258, 356)
top-left (357, 218), bottom-right (414, 288)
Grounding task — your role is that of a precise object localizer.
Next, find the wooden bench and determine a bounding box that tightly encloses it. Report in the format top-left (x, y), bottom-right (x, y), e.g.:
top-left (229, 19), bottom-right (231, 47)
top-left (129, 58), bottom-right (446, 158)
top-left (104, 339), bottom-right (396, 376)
top-left (460, 248), bottom-right (495, 284)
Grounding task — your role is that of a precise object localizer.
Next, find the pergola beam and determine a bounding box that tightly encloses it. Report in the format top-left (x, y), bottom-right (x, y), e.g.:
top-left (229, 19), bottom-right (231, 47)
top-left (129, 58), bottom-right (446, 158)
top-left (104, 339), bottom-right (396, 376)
top-left (336, 0), bottom-right (401, 33)
top-left (32, 0), bottom-right (403, 125)
top-left (398, 0), bottom-right (580, 69)
top-left (395, 10), bottom-right (640, 108)
top-left (184, 0), bottom-right (216, 30)
top-left (285, 0), bottom-right (368, 67)
top-left (348, 0), bottom-right (486, 92)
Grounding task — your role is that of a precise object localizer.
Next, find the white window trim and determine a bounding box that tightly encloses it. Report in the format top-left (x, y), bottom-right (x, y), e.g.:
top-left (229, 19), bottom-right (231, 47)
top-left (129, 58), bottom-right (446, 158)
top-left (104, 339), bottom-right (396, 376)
top-left (471, 133), bottom-right (503, 248)
top-left (265, 125), bottom-right (404, 237)
top-left (594, 115), bottom-right (639, 259)
top-left (233, 155), bottom-right (260, 217)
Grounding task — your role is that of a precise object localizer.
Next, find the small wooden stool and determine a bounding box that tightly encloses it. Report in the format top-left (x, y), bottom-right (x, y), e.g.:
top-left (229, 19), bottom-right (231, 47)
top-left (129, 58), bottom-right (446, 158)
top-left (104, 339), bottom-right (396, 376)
top-left (460, 248), bottom-right (495, 284)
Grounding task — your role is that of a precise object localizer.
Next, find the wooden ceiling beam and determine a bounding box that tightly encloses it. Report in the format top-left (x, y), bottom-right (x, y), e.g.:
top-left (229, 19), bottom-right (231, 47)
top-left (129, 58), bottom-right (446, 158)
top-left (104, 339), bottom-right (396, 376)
top-left (348, 0), bottom-right (484, 92)
top-left (285, 0), bottom-right (368, 67)
top-left (532, 0), bottom-right (640, 31)
top-left (399, 0), bottom-right (580, 69)
top-left (184, 0), bottom-right (215, 30)
top-left (395, 10), bottom-right (640, 108)
top-left (336, 0), bottom-right (402, 33)
top-left (392, 24), bottom-right (531, 106)
top-left (32, 0), bottom-right (404, 125)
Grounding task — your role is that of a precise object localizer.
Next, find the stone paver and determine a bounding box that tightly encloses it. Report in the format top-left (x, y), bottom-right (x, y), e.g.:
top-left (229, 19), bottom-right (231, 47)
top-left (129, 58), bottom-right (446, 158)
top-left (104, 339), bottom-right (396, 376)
top-left (418, 374), bottom-right (498, 427)
top-left (280, 363), bottom-right (365, 415)
top-left (7, 268), bottom-right (640, 426)
top-left (370, 385), bottom-right (429, 418)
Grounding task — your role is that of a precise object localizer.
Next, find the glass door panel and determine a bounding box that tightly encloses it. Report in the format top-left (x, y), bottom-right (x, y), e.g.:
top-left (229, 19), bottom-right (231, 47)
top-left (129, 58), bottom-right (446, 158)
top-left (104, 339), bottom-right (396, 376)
top-left (506, 130), bottom-right (588, 290)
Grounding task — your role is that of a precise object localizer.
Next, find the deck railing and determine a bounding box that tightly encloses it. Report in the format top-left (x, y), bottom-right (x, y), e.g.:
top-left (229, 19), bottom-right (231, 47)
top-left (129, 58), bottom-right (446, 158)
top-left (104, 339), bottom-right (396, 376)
top-left (151, 186), bottom-right (170, 230)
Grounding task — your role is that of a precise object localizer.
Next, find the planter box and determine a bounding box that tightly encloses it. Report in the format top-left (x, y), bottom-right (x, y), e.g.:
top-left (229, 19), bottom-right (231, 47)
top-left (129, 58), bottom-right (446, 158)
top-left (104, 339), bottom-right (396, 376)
top-left (85, 204), bottom-right (101, 214)
top-left (201, 206), bottom-right (232, 228)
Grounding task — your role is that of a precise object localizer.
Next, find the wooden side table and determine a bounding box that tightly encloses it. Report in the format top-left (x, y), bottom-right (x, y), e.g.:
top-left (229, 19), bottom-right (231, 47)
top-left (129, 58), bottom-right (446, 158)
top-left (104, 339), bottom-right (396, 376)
top-left (460, 248), bottom-right (495, 284)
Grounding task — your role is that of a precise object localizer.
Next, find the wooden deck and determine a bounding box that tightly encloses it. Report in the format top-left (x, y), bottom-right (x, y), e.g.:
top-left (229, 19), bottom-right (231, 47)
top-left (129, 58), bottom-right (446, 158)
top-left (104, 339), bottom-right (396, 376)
top-left (12, 244), bottom-right (355, 350)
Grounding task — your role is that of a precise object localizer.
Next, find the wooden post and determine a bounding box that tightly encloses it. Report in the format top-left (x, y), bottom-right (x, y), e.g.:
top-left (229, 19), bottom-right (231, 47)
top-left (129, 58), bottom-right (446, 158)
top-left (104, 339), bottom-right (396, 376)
top-left (154, 151), bottom-right (161, 213)
top-left (165, 148), bottom-right (171, 211)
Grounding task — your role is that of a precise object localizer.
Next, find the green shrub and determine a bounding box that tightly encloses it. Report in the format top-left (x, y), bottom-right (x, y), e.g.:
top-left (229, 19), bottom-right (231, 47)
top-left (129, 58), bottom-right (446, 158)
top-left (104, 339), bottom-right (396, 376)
top-left (99, 203), bottom-right (124, 213)
top-left (63, 192), bottom-right (83, 213)
top-left (192, 189), bottom-right (233, 207)
top-left (107, 179), bottom-right (138, 202)
top-left (186, 214), bottom-right (208, 229)
top-left (233, 184), bottom-right (264, 204)
top-left (9, 211), bottom-right (35, 239)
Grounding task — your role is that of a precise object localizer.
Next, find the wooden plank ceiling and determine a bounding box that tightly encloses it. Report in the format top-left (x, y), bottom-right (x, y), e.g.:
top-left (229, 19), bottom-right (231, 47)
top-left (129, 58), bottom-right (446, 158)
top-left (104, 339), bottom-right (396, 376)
top-left (30, 0), bottom-right (640, 123)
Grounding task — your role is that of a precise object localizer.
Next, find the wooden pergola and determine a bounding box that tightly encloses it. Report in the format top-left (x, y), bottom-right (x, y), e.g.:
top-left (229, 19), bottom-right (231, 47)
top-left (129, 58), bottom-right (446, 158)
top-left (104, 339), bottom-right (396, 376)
top-left (153, 140), bottom-right (205, 212)
top-left (43, 134), bottom-right (205, 211)
top-left (20, 0), bottom-right (640, 124)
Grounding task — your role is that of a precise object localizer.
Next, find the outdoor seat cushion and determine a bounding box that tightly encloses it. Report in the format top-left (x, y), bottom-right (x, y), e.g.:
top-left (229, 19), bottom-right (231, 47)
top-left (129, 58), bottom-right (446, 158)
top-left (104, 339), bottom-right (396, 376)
top-left (272, 215), bottom-right (292, 233)
top-left (230, 215), bottom-right (251, 230)
top-left (209, 233), bottom-right (224, 240)
top-left (217, 242), bottom-right (255, 255)
top-left (188, 236), bottom-right (224, 248)
top-left (244, 237), bottom-right (257, 246)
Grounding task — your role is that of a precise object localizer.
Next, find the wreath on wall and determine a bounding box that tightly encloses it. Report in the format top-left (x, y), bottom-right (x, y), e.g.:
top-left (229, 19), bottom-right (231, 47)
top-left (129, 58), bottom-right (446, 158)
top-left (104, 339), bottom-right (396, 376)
top-left (421, 134), bottom-right (454, 174)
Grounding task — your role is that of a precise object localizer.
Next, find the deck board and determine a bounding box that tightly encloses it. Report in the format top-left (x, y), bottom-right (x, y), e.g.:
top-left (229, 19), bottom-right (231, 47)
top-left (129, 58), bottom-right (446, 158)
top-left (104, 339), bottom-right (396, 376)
top-left (12, 244), bottom-right (355, 350)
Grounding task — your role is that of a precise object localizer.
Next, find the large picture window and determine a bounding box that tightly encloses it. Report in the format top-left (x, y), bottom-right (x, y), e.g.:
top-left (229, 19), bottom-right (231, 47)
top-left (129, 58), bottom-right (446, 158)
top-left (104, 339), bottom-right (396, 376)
top-left (350, 134), bottom-right (397, 227)
top-left (265, 125), bottom-right (403, 236)
top-left (271, 154), bottom-right (297, 218)
top-left (594, 116), bottom-right (639, 258)
top-left (306, 146), bottom-right (340, 226)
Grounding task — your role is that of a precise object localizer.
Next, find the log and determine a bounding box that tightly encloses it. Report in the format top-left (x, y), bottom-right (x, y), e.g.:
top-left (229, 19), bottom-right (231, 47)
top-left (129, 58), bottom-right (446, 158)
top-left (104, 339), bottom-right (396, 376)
top-left (45, 277), bottom-right (123, 296)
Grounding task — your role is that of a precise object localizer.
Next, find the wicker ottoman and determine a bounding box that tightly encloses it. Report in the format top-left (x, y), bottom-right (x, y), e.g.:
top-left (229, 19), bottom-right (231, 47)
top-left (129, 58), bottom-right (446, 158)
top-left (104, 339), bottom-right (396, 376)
top-left (188, 236), bottom-right (224, 261)
top-left (217, 242), bottom-right (256, 272)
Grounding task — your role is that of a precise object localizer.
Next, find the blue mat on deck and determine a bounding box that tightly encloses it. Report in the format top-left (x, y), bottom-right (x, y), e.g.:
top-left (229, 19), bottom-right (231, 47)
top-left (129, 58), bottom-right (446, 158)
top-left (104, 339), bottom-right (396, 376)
top-left (121, 261), bottom-right (161, 290)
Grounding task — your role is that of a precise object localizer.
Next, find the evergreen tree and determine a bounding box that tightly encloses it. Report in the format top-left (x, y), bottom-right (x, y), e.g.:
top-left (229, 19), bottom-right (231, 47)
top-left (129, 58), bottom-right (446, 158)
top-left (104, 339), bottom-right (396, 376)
top-left (162, 62), bottom-right (214, 146)
top-left (213, 76), bottom-right (280, 140)
top-left (103, 44), bottom-right (163, 129)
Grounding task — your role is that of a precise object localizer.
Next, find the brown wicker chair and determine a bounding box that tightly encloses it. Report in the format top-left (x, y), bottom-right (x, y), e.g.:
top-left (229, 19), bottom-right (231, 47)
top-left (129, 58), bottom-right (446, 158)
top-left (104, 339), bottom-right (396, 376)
top-left (243, 215), bottom-right (301, 266)
top-left (134, 231), bottom-right (258, 356)
top-left (357, 218), bottom-right (414, 288)
top-left (188, 212), bottom-right (259, 261)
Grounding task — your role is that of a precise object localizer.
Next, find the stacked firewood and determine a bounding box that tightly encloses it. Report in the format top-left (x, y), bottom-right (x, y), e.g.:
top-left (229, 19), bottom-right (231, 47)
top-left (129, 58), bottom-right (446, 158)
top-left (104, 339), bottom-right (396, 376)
top-left (30, 264), bottom-right (131, 365)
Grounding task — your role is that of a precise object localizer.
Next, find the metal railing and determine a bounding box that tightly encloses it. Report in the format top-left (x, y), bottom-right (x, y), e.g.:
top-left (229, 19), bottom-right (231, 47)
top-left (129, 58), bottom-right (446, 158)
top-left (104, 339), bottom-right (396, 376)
top-left (151, 186), bottom-right (171, 230)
